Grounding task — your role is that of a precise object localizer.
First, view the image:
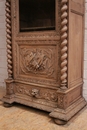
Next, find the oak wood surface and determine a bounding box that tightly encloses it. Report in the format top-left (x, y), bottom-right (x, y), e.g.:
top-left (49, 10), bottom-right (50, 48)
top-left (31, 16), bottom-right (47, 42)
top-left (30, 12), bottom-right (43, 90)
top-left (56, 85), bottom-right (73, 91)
top-left (3, 0), bottom-right (86, 125)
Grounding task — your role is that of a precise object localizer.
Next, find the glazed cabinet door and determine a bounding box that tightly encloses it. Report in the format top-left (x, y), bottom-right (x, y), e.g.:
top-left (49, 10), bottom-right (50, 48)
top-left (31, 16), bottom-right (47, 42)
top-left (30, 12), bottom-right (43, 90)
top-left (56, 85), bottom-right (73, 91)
top-left (11, 0), bottom-right (61, 89)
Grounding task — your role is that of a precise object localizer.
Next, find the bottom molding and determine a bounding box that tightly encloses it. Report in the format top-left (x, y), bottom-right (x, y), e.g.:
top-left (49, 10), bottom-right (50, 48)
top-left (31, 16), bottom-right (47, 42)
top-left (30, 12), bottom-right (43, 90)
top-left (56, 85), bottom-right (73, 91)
top-left (2, 94), bottom-right (15, 104)
top-left (2, 95), bottom-right (56, 112)
top-left (49, 97), bottom-right (86, 121)
top-left (2, 94), bottom-right (86, 125)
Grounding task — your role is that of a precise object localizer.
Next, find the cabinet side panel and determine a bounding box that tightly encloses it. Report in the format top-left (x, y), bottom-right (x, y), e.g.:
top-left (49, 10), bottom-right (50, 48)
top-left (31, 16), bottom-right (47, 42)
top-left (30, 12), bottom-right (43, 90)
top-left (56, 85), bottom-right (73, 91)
top-left (68, 12), bottom-right (83, 86)
top-left (71, 0), bottom-right (84, 5)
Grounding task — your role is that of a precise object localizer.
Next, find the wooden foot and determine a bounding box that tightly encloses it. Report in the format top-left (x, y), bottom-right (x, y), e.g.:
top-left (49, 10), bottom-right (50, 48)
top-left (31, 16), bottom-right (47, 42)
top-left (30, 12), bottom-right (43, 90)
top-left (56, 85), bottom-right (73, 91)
top-left (3, 102), bottom-right (13, 107)
top-left (54, 118), bottom-right (67, 125)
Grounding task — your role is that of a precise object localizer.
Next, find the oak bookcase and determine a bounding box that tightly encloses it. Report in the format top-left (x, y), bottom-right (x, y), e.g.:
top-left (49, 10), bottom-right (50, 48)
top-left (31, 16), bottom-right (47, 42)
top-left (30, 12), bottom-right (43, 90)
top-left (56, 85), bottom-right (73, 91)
top-left (3, 0), bottom-right (86, 125)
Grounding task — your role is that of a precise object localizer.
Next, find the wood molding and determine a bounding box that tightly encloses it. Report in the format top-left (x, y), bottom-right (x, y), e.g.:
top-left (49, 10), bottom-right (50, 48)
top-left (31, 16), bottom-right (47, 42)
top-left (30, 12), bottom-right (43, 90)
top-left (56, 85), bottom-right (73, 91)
top-left (49, 97), bottom-right (86, 121)
top-left (60, 0), bottom-right (68, 89)
top-left (71, 1), bottom-right (84, 15)
top-left (5, 0), bottom-right (13, 79)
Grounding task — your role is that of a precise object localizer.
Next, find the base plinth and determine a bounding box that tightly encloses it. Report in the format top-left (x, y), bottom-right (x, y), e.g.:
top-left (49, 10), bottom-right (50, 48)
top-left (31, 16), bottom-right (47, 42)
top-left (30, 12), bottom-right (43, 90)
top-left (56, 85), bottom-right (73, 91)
top-left (49, 98), bottom-right (86, 123)
top-left (3, 102), bottom-right (13, 107)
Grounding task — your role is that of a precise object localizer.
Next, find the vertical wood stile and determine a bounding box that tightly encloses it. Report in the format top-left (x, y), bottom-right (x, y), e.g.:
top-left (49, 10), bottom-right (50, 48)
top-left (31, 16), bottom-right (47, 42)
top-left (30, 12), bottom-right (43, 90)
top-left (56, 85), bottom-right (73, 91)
top-left (5, 0), bottom-right (13, 79)
top-left (60, 0), bottom-right (68, 89)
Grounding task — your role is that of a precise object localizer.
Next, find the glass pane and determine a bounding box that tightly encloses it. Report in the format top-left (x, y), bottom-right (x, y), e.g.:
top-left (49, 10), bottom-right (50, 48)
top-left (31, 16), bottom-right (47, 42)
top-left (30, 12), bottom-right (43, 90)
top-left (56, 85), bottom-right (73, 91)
top-left (19, 0), bottom-right (55, 32)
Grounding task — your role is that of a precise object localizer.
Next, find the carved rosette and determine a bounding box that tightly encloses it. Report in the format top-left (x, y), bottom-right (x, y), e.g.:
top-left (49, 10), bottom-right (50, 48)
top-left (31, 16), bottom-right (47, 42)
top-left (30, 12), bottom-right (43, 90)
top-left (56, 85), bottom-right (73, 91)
top-left (60, 0), bottom-right (68, 89)
top-left (5, 0), bottom-right (13, 79)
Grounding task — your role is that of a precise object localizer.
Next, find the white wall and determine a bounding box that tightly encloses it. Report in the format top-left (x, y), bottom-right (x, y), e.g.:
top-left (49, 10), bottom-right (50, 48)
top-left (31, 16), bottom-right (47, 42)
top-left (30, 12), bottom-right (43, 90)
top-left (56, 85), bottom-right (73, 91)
top-left (83, 0), bottom-right (87, 100)
top-left (0, 0), bottom-right (7, 87)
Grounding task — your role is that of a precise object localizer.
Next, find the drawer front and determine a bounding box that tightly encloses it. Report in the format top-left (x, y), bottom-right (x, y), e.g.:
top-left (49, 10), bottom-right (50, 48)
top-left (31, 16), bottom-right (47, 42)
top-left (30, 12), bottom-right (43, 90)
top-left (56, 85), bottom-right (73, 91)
top-left (13, 82), bottom-right (58, 108)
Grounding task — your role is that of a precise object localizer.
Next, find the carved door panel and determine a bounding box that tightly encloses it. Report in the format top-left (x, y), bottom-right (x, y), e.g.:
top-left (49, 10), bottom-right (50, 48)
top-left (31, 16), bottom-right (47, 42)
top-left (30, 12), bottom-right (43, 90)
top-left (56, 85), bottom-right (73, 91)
top-left (12, 0), bottom-right (61, 88)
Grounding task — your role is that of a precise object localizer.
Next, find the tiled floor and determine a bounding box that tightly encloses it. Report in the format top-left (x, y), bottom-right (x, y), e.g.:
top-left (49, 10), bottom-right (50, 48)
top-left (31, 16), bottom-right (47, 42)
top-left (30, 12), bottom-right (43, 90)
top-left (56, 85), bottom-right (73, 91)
top-left (0, 87), bottom-right (87, 130)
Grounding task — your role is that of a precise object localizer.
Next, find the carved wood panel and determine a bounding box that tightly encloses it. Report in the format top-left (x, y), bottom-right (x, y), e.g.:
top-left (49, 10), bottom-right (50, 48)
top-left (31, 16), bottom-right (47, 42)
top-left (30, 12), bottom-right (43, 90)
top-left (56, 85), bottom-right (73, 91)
top-left (13, 40), bottom-right (60, 87)
top-left (14, 83), bottom-right (58, 103)
top-left (69, 9), bottom-right (83, 85)
top-left (20, 46), bottom-right (56, 77)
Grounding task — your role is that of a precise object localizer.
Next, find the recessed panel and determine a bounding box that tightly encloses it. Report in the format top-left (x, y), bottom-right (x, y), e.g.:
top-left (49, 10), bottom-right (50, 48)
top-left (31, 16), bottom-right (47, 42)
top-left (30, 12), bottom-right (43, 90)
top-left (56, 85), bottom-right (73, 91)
top-left (69, 13), bottom-right (83, 83)
top-left (72, 0), bottom-right (83, 5)
top-left (14, 41), bottom-right (60, 87)
top-left (19, 45), bottom-right (56, 78)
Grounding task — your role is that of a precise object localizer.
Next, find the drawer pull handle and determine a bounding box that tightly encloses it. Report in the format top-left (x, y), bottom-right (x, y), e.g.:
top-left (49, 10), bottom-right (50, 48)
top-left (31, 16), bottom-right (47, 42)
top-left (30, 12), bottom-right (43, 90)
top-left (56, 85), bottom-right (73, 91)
top-left (31, 89), bottom-right (39, 97)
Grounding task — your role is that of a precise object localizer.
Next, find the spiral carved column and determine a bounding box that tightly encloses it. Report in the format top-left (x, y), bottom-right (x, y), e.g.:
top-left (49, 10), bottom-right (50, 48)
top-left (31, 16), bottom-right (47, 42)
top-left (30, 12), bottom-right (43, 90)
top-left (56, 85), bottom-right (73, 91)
top-left (60, 0), bottom-right (68, 89)
top-left (5, 0), bottom-right (13, 79)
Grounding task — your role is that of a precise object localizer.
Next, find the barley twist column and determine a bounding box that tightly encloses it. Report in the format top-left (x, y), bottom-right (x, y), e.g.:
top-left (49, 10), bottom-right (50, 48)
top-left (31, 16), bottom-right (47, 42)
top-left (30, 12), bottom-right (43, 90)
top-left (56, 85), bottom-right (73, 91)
top-left (60, 0), bottom-right (68, 89)
top-left (5, 0), bottom-right (13, 79)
